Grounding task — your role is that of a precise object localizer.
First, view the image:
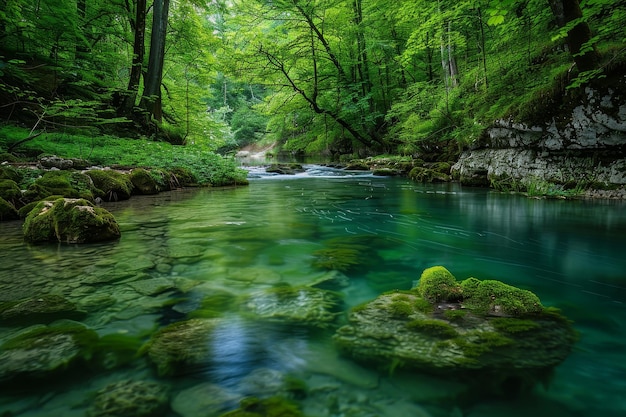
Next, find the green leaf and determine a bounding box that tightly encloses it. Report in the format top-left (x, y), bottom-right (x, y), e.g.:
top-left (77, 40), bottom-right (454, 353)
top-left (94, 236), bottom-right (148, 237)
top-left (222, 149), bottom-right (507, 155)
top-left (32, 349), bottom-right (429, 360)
top-left (487, 15), bottom-right (505, 26)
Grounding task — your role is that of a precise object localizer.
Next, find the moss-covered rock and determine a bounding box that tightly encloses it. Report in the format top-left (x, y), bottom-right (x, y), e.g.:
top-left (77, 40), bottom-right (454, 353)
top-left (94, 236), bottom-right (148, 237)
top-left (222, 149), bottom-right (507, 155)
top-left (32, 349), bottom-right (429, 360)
top-left (0, 294), bottom-right (86, 325)
top-left (85, 169), bottom-right (133, 201)
top-left (218, 397), bottom-right (305, 417)
top-left (146, 318), bottom-right (219, 376)
top-left (130, 168), bottom-right (162, 195)
top-left (460, 278), bottom-right (543, 316)
top-left (415, 266), bottom-right (463, 303)
top-left (23, 198), bottom-right (121, 243)
top-left (0, 196), bottom-right (19, 220)
top-left (333, 266), bottom-right (577, 397)
top-left (87, 379), bottom-right (170, 417)
top-left (23, 170), bottom-right (95, 202)
top-left (311, 235), bottom-right (383, 273)
top-left (0, 321), bottom-right (98, 385)
top-left (0, 179), bottom-right (21, 202)
top-left (170, 166), bottom-right (198, 187)
top-left (242, 285), bottom-right (342, 328)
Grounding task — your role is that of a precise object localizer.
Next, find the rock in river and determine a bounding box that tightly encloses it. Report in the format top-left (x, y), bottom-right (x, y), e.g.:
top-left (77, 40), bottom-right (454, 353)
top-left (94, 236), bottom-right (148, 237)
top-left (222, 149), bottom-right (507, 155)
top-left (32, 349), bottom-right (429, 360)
top-left (23, 198), bottom-right (120, 243)
top-left (333, 266), bottom-right (577, 396)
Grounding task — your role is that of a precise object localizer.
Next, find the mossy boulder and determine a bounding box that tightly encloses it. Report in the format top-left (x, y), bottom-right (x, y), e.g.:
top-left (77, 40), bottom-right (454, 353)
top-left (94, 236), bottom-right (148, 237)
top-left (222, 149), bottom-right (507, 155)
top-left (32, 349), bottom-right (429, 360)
top-left (23, 198), bottom-right (121, 243)
top-left (333, 266), bottom-right (577, 397)
top-left (87, 379), bottom-right (170, 417)
top-left (0, 179), bottom-right (21, 203)
top-left (0, 196), bottom-right (19, 220)
top-left (146, 318), bottom-right (220, 376)
top-left (130, 168), bottom-right (163, 195)
top-left (242, 285), bottom-right (342, 328)
top-left (460, 277), bottom-right (543, 316)
top-left (0, 321), bottom-right (98, 385)
top-left (415, 266), bottom-right (463, 303)
top-left (0, 294), bottom-right (86, 325)
top-left (85, 169), bottom-right (133, 201)
top-left (23, 170), bottom-right (96, 203)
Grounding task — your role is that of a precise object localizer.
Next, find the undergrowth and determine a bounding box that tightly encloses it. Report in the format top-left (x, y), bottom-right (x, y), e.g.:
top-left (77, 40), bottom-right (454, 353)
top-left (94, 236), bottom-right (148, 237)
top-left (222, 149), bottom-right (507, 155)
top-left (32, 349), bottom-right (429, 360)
top-left (0, 125), bottom-right (248, 186)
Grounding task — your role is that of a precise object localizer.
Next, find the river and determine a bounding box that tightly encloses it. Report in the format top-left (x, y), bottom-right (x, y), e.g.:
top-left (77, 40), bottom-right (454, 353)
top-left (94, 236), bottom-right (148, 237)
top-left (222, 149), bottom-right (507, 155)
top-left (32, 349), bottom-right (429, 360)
top-left (1, 165), bottom-right (625, 416)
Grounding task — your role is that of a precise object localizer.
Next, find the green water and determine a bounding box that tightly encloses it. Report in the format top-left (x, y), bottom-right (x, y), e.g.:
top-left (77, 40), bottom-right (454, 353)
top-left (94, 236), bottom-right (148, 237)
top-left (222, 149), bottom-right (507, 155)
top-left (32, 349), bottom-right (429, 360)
top-left (1, 168), bottom-right (625, 416)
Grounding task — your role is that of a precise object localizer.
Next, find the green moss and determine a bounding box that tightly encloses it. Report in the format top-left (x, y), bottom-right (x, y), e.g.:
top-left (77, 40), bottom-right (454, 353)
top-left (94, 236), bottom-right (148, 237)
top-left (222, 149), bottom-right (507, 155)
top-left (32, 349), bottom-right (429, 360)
top-left (187, 290), bottom-right (236, 318)
top-left (490, 317), bottom-right (539, 333)
top-left (0, 179), bottom-right (21, 202)
top-left (460, 278), bottom-right (543, 316)
top-left (388, 301), bottom-right (413, 318)
top-left (0, 196), bottom-right (18, 220)
top-left (415, 266), bottom-right (462, 303)
top-left (443, 309), bottom-right (468, 321)
top-left (413, 298), bottom-right (434, 313)
top-left (23, 198), bottom-right (120, 243)
top-left (1, 321), bottom-right (98, 353)
top-left (169, 166), bottom-right (198, 186)
top-left (219, 397), bottom-right (304, 417)
top-left (23, 171), bottom-right (95, 202)
top-left (129, 168), bottom-right (161, 195)
top-left (406, 318), bottom-right (458, 338)
top-left (311, 248), bottom-right (361, 272)
top-left (85, 169), bottom-right (133, 201)
top-left (453, 331), bottom-right (514, 358)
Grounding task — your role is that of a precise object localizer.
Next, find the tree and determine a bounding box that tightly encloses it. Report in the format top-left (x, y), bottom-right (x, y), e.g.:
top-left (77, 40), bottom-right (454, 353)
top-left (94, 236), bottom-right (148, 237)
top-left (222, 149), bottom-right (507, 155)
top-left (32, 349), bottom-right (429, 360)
top-left (140, 0), bottom-right (171, 122)
top-left (117, 0), bottom-right (147, 117)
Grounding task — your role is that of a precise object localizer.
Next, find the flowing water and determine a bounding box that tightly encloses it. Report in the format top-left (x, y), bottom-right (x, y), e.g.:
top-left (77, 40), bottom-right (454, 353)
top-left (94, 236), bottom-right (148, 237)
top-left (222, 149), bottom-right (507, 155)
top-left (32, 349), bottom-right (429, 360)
top-left (1, 165), bottom-right (625, 416)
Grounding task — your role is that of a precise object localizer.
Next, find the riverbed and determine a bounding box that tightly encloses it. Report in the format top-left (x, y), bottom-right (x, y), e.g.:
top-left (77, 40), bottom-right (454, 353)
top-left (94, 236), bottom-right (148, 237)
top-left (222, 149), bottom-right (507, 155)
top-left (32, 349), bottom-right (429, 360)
top-left (1, 166), bottom-right (625, 416)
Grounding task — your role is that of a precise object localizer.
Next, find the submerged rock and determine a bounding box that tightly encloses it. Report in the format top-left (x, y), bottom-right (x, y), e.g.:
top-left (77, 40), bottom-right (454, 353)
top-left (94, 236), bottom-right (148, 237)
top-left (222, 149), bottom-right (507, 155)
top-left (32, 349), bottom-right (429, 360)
top-left (0, 321), bottom-right (98, 385)
top-left (172, 382), bottom-right (241, 417)
top-left (146, 318), bottom-right (220, 376)
top-left (242, 285), bottom-right (342, 328)
top-left (0, 294), bottom-right (86, 325)
top-left (217, 396), bottom-right (305, 417)
top-left (334, 266), bottom-right (577, 396)
top-left (87, 379), bottom-right (170, 417)
top-left (22, 198), bottom-right (120, 243)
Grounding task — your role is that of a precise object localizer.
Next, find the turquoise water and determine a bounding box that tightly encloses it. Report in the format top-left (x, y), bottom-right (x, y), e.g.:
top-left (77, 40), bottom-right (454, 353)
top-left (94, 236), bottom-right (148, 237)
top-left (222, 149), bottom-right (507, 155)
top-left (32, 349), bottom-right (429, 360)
top-left (1, 166), bottom-right (625, 416)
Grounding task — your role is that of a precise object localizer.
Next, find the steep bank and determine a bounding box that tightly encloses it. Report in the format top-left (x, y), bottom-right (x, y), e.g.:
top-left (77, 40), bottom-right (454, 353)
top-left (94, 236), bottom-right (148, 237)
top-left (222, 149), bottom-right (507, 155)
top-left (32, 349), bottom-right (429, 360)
top-left (452, 74), bottom-right (626, 198)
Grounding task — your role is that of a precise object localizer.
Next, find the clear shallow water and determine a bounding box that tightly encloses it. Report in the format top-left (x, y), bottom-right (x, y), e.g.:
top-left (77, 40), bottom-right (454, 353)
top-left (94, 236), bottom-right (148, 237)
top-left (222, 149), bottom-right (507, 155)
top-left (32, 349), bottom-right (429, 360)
top-left (1, 166), bottom-right (625, 416)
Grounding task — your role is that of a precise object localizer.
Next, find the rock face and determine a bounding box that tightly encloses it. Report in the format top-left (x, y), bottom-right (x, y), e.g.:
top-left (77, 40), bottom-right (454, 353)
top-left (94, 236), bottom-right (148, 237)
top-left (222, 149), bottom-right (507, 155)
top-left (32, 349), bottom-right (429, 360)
top-left (334, 266), bottom-right (577, 396)
top-left (22, 198), bottom-right (120, 243)
top-left (452, 85), bottom-right (626, 196)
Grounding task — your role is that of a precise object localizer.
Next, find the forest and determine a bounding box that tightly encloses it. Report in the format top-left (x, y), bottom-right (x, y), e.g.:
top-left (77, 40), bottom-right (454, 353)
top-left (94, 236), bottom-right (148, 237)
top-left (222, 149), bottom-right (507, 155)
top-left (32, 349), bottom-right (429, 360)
top-left (0, 0), bottom-right (625, 162)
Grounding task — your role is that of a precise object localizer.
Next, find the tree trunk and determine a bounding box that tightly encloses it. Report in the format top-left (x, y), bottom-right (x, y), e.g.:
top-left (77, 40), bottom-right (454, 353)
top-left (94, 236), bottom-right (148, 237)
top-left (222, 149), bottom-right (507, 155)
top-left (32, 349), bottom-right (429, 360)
top-left (141, 0), bottom-right (170, 122)
top-left (118, 0), bottom-right (147, 117)
top-left (550, 0), bottom-right (599, 72)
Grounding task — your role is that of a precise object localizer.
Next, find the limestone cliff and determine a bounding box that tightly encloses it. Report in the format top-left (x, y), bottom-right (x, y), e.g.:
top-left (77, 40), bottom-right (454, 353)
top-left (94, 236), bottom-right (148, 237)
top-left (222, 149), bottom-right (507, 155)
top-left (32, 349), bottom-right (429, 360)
top-left (452, 75), bottom-right (626, 198)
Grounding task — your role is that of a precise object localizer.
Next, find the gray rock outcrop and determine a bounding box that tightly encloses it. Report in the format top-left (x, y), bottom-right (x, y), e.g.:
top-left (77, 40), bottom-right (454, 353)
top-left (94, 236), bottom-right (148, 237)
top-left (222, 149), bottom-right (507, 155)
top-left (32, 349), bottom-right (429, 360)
top-left (452, 85), bottom-right (626, 197)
